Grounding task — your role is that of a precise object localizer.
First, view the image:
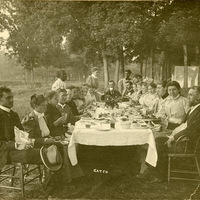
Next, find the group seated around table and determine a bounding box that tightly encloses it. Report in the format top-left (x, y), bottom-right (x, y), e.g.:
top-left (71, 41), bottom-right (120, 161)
top-left (138, 86), bottom-right (200, 182)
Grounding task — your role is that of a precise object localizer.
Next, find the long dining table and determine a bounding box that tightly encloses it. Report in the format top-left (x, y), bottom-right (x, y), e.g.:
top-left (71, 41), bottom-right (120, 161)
top-left (68, 103), bottom-right (158, 169)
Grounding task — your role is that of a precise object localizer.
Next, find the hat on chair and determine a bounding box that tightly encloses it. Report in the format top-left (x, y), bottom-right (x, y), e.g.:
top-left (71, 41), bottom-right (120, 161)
top-left (40, 145), bottom-right (62, 171)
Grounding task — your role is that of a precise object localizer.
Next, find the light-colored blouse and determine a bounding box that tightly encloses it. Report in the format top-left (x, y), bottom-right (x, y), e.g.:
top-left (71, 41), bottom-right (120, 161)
top-left (161, 95), bottom-right (190, 124)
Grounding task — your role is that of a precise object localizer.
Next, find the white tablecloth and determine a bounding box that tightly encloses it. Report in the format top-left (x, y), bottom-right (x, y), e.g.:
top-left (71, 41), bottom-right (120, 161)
top-left (68, 121), bottom-right (158, 167)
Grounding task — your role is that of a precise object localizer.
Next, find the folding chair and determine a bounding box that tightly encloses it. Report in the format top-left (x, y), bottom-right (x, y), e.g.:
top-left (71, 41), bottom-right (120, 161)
top-left (0, 163), bottom-right (42, 197)
top-left (168, 135), bottom-right (200, 183)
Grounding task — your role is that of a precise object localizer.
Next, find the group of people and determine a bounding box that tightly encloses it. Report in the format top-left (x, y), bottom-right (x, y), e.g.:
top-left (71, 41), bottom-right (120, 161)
top-left (0, 67), bottom-right (200, 197)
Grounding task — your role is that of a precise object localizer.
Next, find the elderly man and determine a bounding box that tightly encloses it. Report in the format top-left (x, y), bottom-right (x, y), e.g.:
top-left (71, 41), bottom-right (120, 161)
top-left (0, 87), bottom-right (42, 169)
top-left (153, 86), bottom-right (200, 181)
top-left (52, 70), bottom-right (67, 91)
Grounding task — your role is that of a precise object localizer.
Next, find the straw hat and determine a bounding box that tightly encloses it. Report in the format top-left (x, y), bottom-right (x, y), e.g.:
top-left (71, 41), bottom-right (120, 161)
top-left (40, 145), bottom-right (62, 171)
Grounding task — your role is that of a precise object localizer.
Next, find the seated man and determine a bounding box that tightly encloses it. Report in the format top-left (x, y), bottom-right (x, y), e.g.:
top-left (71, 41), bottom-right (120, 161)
top-left (0, 86), bottom-right (41, 170)
top-left (122, 81), bottom-right (134, 97)
top-left (142, 86), bottom-right (200, 181)
top-left (102, 80), bottom-right (121, 100)
top-left (56, 89), bottom-right (80, 125)
top-left (66, 86), bottom-right (82, 116)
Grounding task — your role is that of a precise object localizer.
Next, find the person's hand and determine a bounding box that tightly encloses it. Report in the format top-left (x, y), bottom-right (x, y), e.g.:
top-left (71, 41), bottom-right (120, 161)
top-left (24, 142), bottom-right (33, 150)
top-left (166, 136), bottom-right (175, 148)
top-left (45, 138), bottom-right (55, 143)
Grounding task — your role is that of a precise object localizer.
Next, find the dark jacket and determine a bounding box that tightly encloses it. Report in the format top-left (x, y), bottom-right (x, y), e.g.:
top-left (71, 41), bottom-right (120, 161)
top-left (174, 104), bottom-right (200, 140)
top-left (0, 108), bottom-right (23, 168)
top-left (56, 104), bottom-right (80, 125)
top-left (44, 103), bottom-right (66, 137)
top-left (67, 100), bottom-right (80, 116)
top-left (21, 111), bottom-right (46, 147)
top-left (101, 89), bottom-right (121, 102)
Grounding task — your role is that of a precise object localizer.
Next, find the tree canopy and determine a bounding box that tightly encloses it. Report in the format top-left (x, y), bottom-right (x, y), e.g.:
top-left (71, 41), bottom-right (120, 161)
top-left (0, 0), bottom-right (200, 86)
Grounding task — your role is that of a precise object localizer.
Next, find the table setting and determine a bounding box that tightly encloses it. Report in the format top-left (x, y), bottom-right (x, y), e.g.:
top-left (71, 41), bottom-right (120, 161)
top-left (68, 102), bottom-right (160, 168)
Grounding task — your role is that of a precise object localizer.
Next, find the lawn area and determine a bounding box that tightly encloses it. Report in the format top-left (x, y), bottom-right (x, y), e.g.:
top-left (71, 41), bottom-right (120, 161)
top-left (0, 84), bottom-right (200, 200)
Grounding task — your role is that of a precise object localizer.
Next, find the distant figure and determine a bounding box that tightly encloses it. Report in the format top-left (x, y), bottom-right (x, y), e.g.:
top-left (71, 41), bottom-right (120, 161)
top-left (86, 67), bottom-right (99, 90)
top-left (132, 74), bottom-right (143, 84)
top-left (86, 67), bottom-right (101, 101)
top-left (52, 70), bottom-right (67, 91)
top-left (118, 70), bottom-right (132, 94)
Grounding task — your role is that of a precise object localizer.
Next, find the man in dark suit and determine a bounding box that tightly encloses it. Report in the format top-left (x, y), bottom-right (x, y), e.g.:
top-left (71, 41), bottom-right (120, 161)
top-left (0, 87), bottom-right (41, 170)
top-left (155, 86), bottom-right (200, 181)
top-left (101, 80), bottom-right (121, 101)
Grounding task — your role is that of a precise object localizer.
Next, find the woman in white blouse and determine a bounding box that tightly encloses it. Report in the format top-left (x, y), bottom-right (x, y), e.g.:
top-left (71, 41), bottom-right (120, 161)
top-left (141, 83), bottom-right (159, 112)
top-left (160, 81), bottom-right (190, 130)
top-left (139, 82), bottom-right (149, 106)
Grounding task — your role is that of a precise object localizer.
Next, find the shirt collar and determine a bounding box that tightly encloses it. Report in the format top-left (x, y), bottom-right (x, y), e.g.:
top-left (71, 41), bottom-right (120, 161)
top-left (168, 94), bottom-right (180, 100)
top-left (190, 103), bottom-right (200, 114)
top-left (33, 110), bottom-right (44, 118)
top-left (58, 103), bottom-right (66, 109)
top-left (0, 105), bottom-right (11, 113)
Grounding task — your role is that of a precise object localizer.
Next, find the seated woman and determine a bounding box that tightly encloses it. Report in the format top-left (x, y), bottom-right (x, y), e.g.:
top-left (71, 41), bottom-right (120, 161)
top-left (130, 82), bottom-right (142, 104)
top-left (44, 90), bottom-right (69, 138)
top-left (22, 94), bottom-right (83, 189)
top-left (66, 87), bottom-right (82, 116)
top-left (139, 82), bottom-right (149, 106)
top-left (21, 94), bottom-right (54, 147)
top-left (142, 83), bottom-right (159, 113)
top-left (158, 81), bottom-right (190, 130)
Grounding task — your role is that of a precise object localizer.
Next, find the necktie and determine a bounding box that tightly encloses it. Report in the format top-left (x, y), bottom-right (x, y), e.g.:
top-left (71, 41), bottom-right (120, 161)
top-left (37, 113), bottom-right (50, 137)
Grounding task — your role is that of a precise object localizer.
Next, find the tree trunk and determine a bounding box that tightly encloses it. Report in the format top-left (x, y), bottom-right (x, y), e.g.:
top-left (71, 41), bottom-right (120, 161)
top-left (140, 57), bottom-right (143, 76)
top-left (102, 51), bottom-right (109, 89)
top-left (183, 44), bottom-right (188, 88)
top-left (196, 46), bottom-right (200, 85)
top-left (160, 51), bottom-right (165, 81)
top-left (114, 54), bottom-right (120, 88)
top-left (120, 47), bottom-right (124, 78)
top-left (150, 46), bottom-right (154, 79)
top-left (145, 57), bottom-right (148, 78)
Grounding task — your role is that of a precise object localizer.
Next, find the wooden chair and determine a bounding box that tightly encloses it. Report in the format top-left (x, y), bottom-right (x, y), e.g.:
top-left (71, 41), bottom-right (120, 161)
top-left (168, 135), bottom-right (200, 183)
top-left (0, 163), bottom-right (42, 197)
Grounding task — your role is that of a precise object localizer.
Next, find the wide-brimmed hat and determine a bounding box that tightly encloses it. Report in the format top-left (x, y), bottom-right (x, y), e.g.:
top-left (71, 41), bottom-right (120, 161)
top-left (40, 145), bottom-right (62, 171)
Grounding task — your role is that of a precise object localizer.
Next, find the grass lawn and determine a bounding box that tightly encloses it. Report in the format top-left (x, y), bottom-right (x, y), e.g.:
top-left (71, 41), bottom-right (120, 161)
top-left (0, 84), bottom-right (199, 200)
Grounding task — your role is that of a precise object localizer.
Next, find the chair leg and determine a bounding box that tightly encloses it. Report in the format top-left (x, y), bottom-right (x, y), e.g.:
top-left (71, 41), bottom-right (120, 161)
top-left (38, 165), bottom-right (42, 184)
top-left (168, 157), bottom-right (171, 184)
top-left (10, 165), bottom-right (16, 187)
top-left (20, 165), bottom-right (25, 197)
top-left (195, 156), bottom-right (200, 179)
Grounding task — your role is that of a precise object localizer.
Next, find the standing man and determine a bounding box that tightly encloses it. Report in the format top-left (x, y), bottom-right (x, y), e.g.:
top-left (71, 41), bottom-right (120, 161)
top-left (52, 70), bottom-right (67, 91)
top-left (118, 70), bottom-right (132, 94)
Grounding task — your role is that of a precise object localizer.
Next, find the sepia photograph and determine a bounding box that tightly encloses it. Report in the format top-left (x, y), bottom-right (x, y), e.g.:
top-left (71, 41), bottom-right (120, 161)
top-left (0, 0), bottom-right (200, 199)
